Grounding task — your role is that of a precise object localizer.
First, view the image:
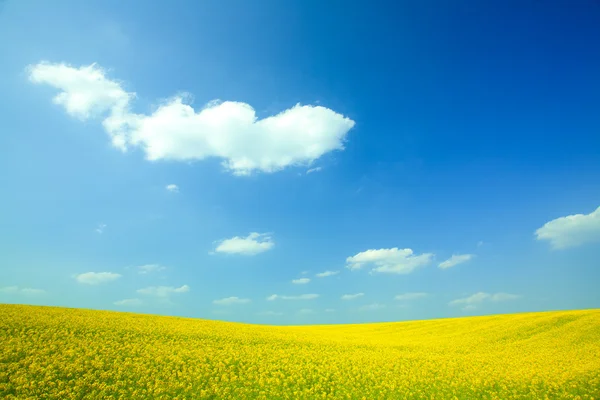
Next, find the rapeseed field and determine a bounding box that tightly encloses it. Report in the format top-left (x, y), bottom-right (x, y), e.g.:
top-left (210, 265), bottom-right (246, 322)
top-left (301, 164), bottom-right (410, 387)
top-left (1, 305), bottom-right (598, 399)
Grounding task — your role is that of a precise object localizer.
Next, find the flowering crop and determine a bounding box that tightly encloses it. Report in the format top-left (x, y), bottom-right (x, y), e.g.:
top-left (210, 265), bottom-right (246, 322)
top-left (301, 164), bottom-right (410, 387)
top-left (1, 305), bottom-right (598, 399)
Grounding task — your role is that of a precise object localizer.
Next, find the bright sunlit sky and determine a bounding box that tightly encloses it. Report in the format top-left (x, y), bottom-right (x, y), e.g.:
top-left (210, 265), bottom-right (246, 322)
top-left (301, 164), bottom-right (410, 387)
top-left (1, 0), bottom-right (599, 325)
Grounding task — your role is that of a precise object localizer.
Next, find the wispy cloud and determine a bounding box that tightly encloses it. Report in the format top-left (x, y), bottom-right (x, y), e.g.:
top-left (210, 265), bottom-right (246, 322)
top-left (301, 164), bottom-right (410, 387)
top-left (137, 285), bottom-right (190, 297)
top-left (267, 294), bottom-right (319, 301)
top-left (75, 272), bottom-right (121, 285)
top-left (298, 308), bottom-right (315, 314)
top-left (258, 311), bottom-right (284, 316)
top-left (213, 232), bottom-right (274, 256)
top-left (213, 296), bottom-right (251, 305)
top-left (439, 254), bottom-right (474, 269)
top-left (114, 298), bottom-right (142, 306)
top-left (394, 292), bottom-right (428, 301)
top-left (0, 286), bottom-right (46, 295)
top-left (28, 62), bottom-right (355, 176)
top-left (341, 293), bottom-right (364, 300)
top-left (315, 270), bottom-right (339, 278)
top-left (137, 264), bottom-right (166, 274)
top-left (95, 223), bottom-right (107, 234)
top-left (292, 278), bottom-right (310, 285)
top-left (306, 167), bottom-right (322, 174)
top-left (535, 206), bottom-right (600, 249)
top-left (347, 247), bottom-right (433, 274)
top-left (449, 292), bottom-right (521, 311)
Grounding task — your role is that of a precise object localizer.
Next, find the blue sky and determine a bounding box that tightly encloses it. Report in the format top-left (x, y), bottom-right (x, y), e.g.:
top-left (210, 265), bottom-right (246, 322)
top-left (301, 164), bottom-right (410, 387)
top-left (1, 0), bottom-right (599, 325)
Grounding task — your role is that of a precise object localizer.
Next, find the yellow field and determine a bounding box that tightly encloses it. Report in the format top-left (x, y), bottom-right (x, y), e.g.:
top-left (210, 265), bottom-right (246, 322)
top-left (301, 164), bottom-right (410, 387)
top-left (1, 305), bottom-right (599, 399)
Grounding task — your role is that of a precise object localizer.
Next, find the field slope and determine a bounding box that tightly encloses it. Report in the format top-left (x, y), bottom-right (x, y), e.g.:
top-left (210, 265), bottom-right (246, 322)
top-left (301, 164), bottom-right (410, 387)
top-left (1, 305), bottom-right (599, 399)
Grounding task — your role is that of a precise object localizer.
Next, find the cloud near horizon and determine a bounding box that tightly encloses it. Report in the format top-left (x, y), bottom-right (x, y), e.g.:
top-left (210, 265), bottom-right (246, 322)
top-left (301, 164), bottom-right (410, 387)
top-left (267, 294), bottom-right (319, 301)
top-left (28, 62), bottom-right (355, 176)
top-left (137, 285), bottom-right (190, 297)
top-left (346, 247), bottom-right (433, 274)
top-left (535, 206), bottom-right (600, 249)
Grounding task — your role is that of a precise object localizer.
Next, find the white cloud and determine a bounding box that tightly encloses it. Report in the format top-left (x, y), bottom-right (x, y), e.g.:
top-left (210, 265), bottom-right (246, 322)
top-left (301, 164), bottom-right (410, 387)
top-left (449, 291), bottom-right (521, 311)
top-left (306, 167), bottom-right (322, 174)
top-left (75, 272), bottom-right (121, 285)
top-left (95, 223), bottom-right (107, 234)
top-left (346, 247), bottom-right (433, 274)
top-left (29, 62), bottom-right (355, 176)
top-left (394, 292), bottom-right (428, 301)
top-left (213, 232), bottom-right (274, 256)
top-left (267, 294), bottom-right (319, 301)
top-left (137, 284), bottom-right (190, 297)
top-left (137, 264), bottom-right (166, 274)
top-left (341, 293), bottom-right (364, 300)
top-left (114, 298), bottom-right (142, 306)
top-left (165, 184), bottom-right (179, 193)
top-left (438, 254), bottom-right (474, 269)
top-left (0, 286), bottom-right (46, 295)
top-left (359, 303), bottom-right (386, 311)
top-left (315, 270), bottom-right (339, 278)
top-left (535, 206), bottom-right (600, 249)
top-left (213, 296), bottom-right (251, 305)
top-left (292, 278), bottom-right (310, 284)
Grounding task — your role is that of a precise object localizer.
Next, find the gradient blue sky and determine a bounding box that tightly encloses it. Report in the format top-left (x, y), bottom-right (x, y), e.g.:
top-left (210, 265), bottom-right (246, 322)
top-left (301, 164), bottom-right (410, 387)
top-left (1, 0), bottom-right (599, 325)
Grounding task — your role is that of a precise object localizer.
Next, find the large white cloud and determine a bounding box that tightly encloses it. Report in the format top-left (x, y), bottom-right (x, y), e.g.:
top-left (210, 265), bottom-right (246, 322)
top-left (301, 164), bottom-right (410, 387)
top-left (535, 206), bottom-right (600, 249)
top-left (346, 247), bottom-right (433, 274)
top-left (28, 62), bottom-right (355, 175)
top-left (438, 254), bottom-right (474, 269)
top-left (75, 272), bottom-right (121, 285)
top-left (137, 284), bottom-right (190, 297)
top-left (213, 232), bottom-right (274, 256)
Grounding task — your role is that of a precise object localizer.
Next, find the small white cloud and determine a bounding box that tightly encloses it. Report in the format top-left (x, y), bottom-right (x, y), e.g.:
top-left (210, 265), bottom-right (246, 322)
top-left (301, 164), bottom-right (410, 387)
top-left (75, 272), bottom-right (121, 285)
top-left (298, 308), bottom-right (315, 314)
top-left (346, 247), bottom-right (433, 274)
top-left (258, 311), bottom-right (284, 316)
top-left (213, 232), bottom-right (274, 256)
top-left (438, 254), bottom-right (474, 269)
top-left (114, 298), bottom-right (142, 306)
top-left (213, 296), bottom-right (251, 305)
top-left (341, 293), bottom-right (364, 300)
top-left (315, 270), bottom-right (339, 278)
top-left (137, 284), bottom-right (190, 297)
top-left (0, 286), bottom-right (46, 295)
top-left (449, 291), bottom-right (521, 311)
top-left (535, 206), bottom-right (600, 249)
top-left (95, 223), bottom-right (107, 234)
top-left (165, 184), bottom-right (179, 193)
top-left (306, 167), bottom-right (322, 174)
top-left (28, 62), bottom-right (355, 175)
top-left (359, 303), bottom-right (385, 311)
top-left (267, 294), bottom-right (319, 301)
top-left (292, 278), bottom-right (310, 285)
top-left (300, 270), bottom-right (309, 275)
top-left (137, 264), bottom-right (166, 274)
top-left (394, 292), bottom-right (428, 301)
top-left (325, 308), bottom-right (335, 313)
